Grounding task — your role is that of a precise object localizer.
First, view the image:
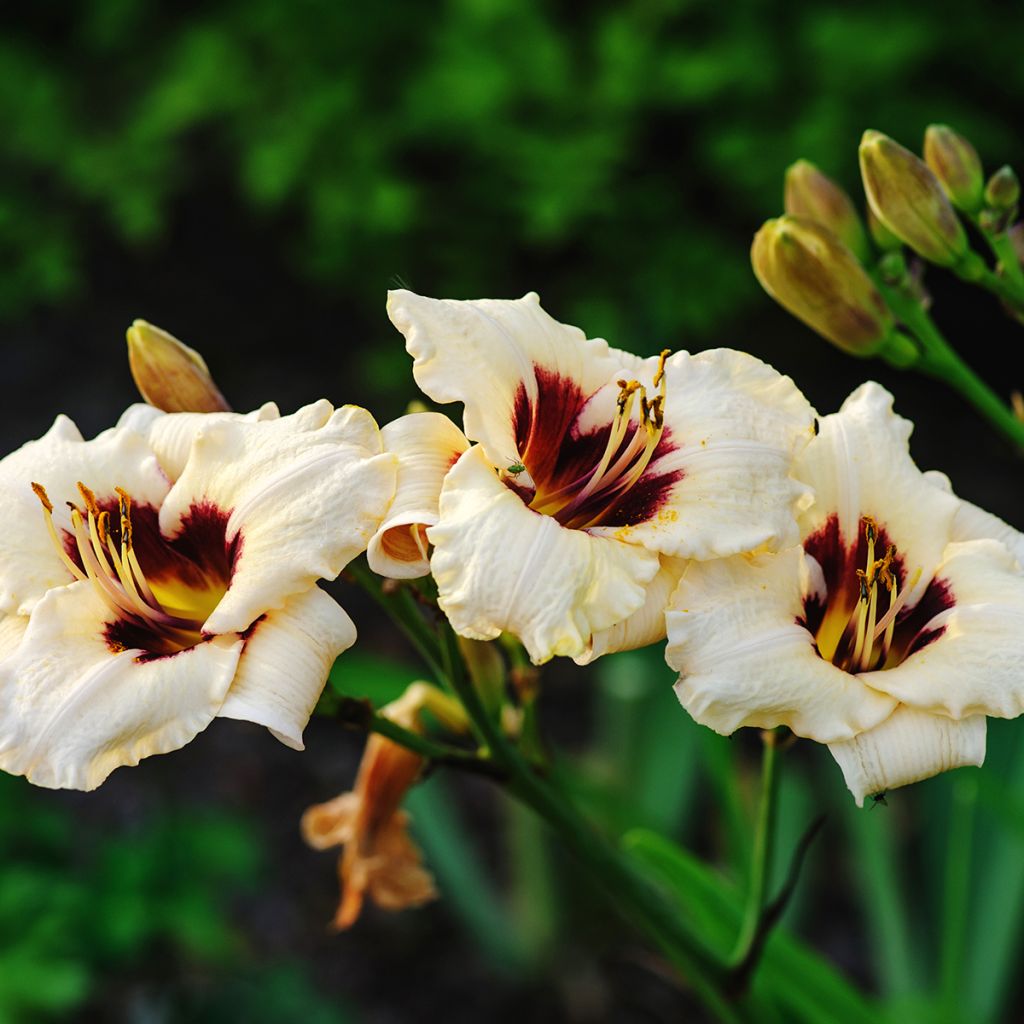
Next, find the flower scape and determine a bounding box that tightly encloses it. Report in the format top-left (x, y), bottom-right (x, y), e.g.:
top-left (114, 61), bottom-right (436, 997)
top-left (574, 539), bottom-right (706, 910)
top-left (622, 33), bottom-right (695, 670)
top-left (2, 122), bottom-right (1024, 1019)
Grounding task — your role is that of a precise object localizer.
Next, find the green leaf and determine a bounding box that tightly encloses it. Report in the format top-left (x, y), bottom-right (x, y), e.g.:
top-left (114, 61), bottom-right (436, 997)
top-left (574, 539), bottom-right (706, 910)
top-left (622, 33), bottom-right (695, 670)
top-left (624, 827), bottom-right (879, 1024)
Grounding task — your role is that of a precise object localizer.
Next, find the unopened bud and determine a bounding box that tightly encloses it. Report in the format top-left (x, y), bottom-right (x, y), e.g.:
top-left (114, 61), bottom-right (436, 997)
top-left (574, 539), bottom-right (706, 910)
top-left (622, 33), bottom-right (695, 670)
top-left (867, 209), bottom-right (902, 251)
top-left (752, 216), bottom-right (895, 357)
top-left (127, 320), bottom-right (231, 413)
top-left (985, 166), bottom-right (1020, 212)
top-left (859, 130), bottom-right (968, 267)
top-left (784, 160), bottom-right (870, 262)
top-left (924, 124), bottom-right (984, 214)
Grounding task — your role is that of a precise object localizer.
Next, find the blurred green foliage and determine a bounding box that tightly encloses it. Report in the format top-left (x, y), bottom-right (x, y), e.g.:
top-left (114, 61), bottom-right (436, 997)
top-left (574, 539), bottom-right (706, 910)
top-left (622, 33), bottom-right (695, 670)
top-left (3, 0), bottom-right (1024, 351)
top-left (0, 773), bottom-right (351, 1023)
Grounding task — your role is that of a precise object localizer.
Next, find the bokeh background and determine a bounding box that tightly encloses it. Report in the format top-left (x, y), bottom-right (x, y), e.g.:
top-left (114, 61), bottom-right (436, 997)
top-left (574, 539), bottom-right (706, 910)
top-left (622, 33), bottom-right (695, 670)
top-left (3, 2), bottom-right (1024, 1021)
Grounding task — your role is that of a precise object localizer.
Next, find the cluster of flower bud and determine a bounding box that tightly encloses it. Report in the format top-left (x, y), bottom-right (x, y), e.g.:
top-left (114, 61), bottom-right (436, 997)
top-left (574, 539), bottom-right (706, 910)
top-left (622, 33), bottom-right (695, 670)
top-left (753, 124), bottom-right (1022, 360)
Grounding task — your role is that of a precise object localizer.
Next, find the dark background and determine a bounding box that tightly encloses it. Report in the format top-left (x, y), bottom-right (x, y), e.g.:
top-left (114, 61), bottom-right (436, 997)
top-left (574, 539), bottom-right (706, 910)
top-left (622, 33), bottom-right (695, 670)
top-left (2, 2), bottom-right (1024, 1021)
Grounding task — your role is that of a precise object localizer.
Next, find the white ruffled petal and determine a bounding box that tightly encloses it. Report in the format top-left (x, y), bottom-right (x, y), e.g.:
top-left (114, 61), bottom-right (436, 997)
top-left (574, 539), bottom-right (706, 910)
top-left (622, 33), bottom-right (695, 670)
top-left (116, 402), bottom-right (280, 481)
top-left (574, 556), bottom-right (687, 665)
top-left (866, 539), bottom-right (1024, 719)
top-left (796, 383), bottom-right (960, 605)
top-left (0, 615), bottom-right (27, 658)
top-left (589, 349), bottom-right (815, 559)
top-left (368, 412), bottom-right (469, 579)
top-left (387, 290), bottom-right (623, 467)
top-left (160, 402), bottom-right (397, 634)
top-left (0, 414), bottom-right (170, 617)
top-left (666, 549), bottom-right (897, 742)
top-left (429, 446), bottom-right (660, 664)
top-left (217, 586), bottom-right (356, 750)
top-left (829, 706), bottom-right (986, 806)
top-left (0, 581), bottom-right (243, 790)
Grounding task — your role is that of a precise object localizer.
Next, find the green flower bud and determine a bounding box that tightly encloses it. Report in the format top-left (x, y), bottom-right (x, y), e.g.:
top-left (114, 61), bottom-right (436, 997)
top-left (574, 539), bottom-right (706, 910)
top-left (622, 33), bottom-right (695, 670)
top-left (923, 124), bottom-right (985, 214)
top-left (859, 129), bottom-right (968, 267)
top-left (751, 215), bottom-right (896, 357)
top-left (126, 320), bottom-right (231, 413)
top-left (784, 160), bottom-right (871, 262)
top-left (867, 208), bottom-right (902, 251)
top-left (985, 165), bottom-right (1020, 212)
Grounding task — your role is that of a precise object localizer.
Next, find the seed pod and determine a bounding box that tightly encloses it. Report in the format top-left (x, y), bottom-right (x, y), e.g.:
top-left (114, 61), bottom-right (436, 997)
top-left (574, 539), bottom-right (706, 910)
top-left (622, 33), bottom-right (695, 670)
top-left (859, 130), bottom-right (968, 267)
top-left (924, 124), bottom-right (984, 214)
top-left (784, 160), bottom-right (871, 262)
top-left (126, 320), bottom-right (231, 413)
top-left (752, 215), bottom-right (895, 356)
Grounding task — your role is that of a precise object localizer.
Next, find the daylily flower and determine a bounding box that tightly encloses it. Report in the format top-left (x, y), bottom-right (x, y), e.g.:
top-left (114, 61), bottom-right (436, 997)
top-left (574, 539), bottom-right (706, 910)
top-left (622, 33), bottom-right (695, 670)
top-left (666, 383), bottom-right (1024, 804)
top-left (301, 683), bottom-right (465, 928)
top-left (367, 412), bottom-right (468, 579)
top-left (387, 290), bottom-right (815, 664)
top-left (0, 401), bottom-right (396, 790)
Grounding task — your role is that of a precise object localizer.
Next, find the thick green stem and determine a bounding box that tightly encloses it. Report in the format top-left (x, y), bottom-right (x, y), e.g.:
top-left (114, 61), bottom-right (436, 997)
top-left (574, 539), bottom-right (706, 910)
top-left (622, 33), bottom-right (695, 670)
top-left (982, 230), bottom-right (1024, 291)
top-left (876, 281), bottom-right (1024, 450)
top-left (346, 559), bottom-right (449, 683)
top-left (731, 732), bottom-right (780, 966)
top-left (955, 250), bottom-right (1024, 309)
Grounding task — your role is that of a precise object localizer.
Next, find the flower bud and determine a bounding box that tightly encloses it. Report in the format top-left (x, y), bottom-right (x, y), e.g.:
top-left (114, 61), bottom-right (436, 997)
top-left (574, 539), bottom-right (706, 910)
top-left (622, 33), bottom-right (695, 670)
top-left (867, 209), bottom-right (902, 251)
top-left (859, 130), bottom-right (968, 267)
top-left (784, 160), bottom-right (871, 262)
top-left (126, 319), bottom-right (231, 413)
top-left (985, 165), bottom-right (1020, 212)
top-left (924, 124), bottom-right (984, 214)
top-left (751, 216), bottom-right (895, 356)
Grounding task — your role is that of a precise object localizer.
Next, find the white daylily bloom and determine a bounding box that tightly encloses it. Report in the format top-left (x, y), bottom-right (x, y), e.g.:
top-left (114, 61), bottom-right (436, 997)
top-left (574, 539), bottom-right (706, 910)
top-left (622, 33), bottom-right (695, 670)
top-left (367, 412), bottom-right (469, 579)
top-left (667, 383), bottom-right (1024, 804)
top-left (0, 401), bottom-right (396, 790)
top-left (388, 289), bottom-right (815, 664)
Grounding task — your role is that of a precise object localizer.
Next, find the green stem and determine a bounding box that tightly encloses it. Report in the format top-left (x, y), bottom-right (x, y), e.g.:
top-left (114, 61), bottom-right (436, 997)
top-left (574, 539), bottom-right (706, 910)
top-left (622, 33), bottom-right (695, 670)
top-left (346, 559), bottom-right (448, 683)
top-left (360, 704), bottom-right (506, 780)
top-left (876, 281), bottom-right (1024, 450)
top-left (982, 230), bottom-right (1024, 291)
top-left (731, 732), bottom-right (780, 966)
top-left (955, 251), bottom-right (1024, 309)
top-left (939, 775), bottom-right (978, 1022)
top-left (437, 621), bottom-right (743, 1020)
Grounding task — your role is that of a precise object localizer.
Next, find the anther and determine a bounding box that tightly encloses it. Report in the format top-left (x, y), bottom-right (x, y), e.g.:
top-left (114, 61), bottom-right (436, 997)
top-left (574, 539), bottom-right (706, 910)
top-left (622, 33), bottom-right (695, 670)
top-left (31, 482), bottom-right (53, 513)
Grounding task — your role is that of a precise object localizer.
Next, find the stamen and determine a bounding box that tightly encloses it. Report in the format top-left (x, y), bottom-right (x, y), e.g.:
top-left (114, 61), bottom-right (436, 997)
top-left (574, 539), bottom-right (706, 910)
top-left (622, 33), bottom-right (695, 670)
top-left (32, 482), bottom-right (87, 583)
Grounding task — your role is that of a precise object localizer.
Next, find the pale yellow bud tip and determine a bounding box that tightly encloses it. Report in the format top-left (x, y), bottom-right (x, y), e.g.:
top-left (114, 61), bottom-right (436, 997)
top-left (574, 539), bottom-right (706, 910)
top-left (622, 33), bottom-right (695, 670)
top-left (126, 320), bottom-right (231, 413)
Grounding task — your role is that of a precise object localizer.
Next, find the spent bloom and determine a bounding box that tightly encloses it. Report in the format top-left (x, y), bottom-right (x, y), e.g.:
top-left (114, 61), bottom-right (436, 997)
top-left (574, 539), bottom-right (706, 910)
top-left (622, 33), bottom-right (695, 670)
top-left (666, 383), bottom-right (1024, 804)
top-left (387, 289), bottom-right (815, 665)
top-left (0, 401), bottom-right (396, 790)
top-left (301, 683), bottom-right (466, 928)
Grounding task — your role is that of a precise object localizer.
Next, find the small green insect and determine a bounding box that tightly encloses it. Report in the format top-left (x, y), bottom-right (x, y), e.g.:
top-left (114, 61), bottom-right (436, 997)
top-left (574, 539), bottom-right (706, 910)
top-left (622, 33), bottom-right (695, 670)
top-left (506, 462), bottom-right (526, 475)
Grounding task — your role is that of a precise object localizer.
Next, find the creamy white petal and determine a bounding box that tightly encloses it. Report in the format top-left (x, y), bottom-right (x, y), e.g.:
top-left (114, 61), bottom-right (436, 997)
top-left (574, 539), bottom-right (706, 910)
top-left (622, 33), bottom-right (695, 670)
top-left (429, 446), bottom-right (660, 664)
top-left (367, 412), bottom-right (469, 579)
top-left (828, 706), bottom-right (986, 806)
top-left (666, 549), bottom-right (897, 742)
top-left (116, 401), bottom-right (280, 481)
top-left (865, 539), bottom-right (1024, 719)
top-left (0, 615), bottom-right (28, 658)
top-left (0, 581), bottom-right (243, 790)
top-left (217, 586), bottom-right (356, 750)
top-left (387, 290), bottom-right (623, 467)
top-left (588, 349), bottom-right (815, 559)
top-left (575, 556), bottom-right (687, 665)
top-left (796, 383), bottom-right (959, 606)
top-left (160, 402), bottom-right (397, 634)
top-left (0, 415), bottom-right (170, 617)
